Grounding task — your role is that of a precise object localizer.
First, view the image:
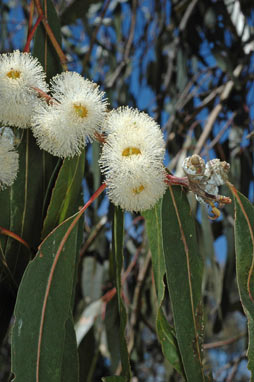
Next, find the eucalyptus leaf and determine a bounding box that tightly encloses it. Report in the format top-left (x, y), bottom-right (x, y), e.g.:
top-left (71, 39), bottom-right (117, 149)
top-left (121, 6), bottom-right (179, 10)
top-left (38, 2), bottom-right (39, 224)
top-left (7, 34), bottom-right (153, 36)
top-left (229, 183), bottom-right (254, 379)
top-left (11, 212), bottom-right (81, 381)
top-left (162, 187), bottom-right (206, 382)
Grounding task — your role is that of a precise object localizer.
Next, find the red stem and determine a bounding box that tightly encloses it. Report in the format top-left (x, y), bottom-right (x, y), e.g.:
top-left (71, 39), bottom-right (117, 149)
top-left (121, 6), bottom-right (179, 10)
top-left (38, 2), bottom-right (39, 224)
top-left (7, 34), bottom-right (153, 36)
top-left (165, 173), bottom-right (189, 187)
top-left (0, 226), bottom-right (30, 250)
top-left (27, 0), bottom-right (35, 36)
top-left (34, 0), bottom-right (68, 69)
top-left (24, 15), bottom-right (43, 53)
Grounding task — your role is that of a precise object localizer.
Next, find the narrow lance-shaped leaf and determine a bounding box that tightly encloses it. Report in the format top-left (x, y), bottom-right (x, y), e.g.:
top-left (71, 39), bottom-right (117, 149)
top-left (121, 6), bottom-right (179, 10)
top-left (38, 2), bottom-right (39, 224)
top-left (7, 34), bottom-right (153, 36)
top-left (11, 212), bottom-right (81, 382)
top-left (0, 130), bottom-right (57, 344)
top-left (143, 201), bottom-right (184, 376)
top-left (112, 207), bottom-right (131, 380)
top-left (42, 152), bottom-right (85, 238)
top-left (61, 313), bottom-right (79, 382)
top-left (143, 200), bottom-right (165, 304)
top-left (102, 377), bottom-right (128, 382)
top-left (228, 183), bottom-right (254, 380)
top-left (162, 187), bottom-right (206, 382)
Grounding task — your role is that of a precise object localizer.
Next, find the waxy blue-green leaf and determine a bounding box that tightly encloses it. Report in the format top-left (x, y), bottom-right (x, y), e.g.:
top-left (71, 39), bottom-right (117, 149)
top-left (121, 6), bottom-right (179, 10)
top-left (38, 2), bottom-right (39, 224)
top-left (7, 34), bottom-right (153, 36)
top-left (42, 152), bottom-right (85, 238)
top-left (112, 207), bottom-right (131, 380)
top-left (143, 201), bottom-right (184, 376)
top-left (11, 212), bottom-right (80, 382)
top-left (229, 183), bottom-right (254, 380)
top-left (162, 187), bottom-right (206, 382)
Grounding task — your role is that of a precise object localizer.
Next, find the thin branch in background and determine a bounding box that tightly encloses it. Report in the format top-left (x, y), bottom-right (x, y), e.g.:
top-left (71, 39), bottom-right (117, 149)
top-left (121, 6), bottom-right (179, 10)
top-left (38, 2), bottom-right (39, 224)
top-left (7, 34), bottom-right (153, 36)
top-left (82, 0), bottom-right (111, 70)
top-left (127, 251), bottom-right (152, 354)
top-left (164, 67), bottom-right (215, 136)
top-left (105, 0), bottom-right (137, 88)
top-left (204, 331), bottom-right (246, 350)
top-left (200, 112), bottom-right (236, 157)
top-left (214, 351), bottom-right (247, 381)
top-left (194, 65), bottom-right (243, 155)
top-left (27, 0), bottom-right (35, 37)
top-left (79, 215), bottom-right (107, 258)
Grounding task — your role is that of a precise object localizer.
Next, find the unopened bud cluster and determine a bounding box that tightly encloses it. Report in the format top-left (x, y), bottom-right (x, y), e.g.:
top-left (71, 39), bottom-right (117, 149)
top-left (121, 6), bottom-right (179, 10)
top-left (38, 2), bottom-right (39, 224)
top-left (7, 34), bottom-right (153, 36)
top-left (0, 51), bottom-right (230, 215)
top-left (182, 154), bottom-right (231, 218)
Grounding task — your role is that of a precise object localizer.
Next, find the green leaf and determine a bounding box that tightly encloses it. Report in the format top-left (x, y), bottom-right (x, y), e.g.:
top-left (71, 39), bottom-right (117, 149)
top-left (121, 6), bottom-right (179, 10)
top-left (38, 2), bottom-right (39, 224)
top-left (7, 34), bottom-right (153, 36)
top-left (229, 184), bottom-right (254, 380)
top-left (143, 200), bottom-right (165, 304)
top-left (143, 200), bottom-right (185, 376)
top-left (112, 207), bottom-right (131, 380)
top-left (105, 296), bottom-right (121, 373)
top-left (78, 327), bottom-right (96, 382)
top-left (0, 130), bottom-right (57, 343)
top-left (162, 187), bottom-right (206, 382)
top-left (42, 152), bottom-right (85, 238)
top-left (157, 308), bottom-right (184, 376)
top-left (11, 212), bottom-right (81, 382)
top-left (33, 0), bottom-right (62, 80)
top-left (61, 314), bottom-right (79, 382)
top-left (102, 377), bottom-right (128, 382)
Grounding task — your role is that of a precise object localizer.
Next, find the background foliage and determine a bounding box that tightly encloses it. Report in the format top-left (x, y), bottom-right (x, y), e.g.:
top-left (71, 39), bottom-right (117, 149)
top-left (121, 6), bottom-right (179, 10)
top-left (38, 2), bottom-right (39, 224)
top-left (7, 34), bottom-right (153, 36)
top-left (0, 0), bottom-right (254, 381)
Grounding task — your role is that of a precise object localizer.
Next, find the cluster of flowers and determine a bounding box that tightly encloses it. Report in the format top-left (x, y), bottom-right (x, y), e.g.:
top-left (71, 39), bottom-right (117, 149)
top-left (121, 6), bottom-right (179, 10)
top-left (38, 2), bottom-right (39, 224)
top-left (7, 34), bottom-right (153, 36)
top-left (0, 50), bottom-right (167, 212)
top-left (0, 50), bottom-right (230, 214)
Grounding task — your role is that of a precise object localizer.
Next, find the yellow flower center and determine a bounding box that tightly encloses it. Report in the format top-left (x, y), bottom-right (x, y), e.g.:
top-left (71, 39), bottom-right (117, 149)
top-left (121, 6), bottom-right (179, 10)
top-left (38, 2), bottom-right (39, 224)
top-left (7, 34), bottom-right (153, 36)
top-left (122, 147), bottom-right (141, 156)
top-left (132, 185), bottom-right (145, 194)
top-left (73, 103), bottom-right (88, 118)
top-left (6, 69), bottom-right (21, 79)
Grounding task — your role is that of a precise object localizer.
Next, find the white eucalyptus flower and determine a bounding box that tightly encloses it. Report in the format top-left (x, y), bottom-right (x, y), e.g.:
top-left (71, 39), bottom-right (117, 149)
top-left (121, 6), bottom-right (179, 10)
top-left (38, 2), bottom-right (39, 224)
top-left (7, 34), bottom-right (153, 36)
top-left (0, 128), bottom-right (19, 189)
top-left (32, 71), bottom-right (107, 158)
top-left (99, 107), bottom-right (167, 212)
top-left (0, 50), bottom-right (48, 128)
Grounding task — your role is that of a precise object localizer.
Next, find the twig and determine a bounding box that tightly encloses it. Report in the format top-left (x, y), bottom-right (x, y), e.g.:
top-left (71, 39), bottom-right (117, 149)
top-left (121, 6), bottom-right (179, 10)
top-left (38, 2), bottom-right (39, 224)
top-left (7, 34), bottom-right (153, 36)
top-left (105, 0), bottom-right (137, 88)
top-left (164, 67), bottom-right (215, 135)
top-left (165, 174), bottom-right (189, 187)
top-left (194, 65), bottom-right (243, 155)
top-left (140, 313), bottom-right (156, 334)
top-left (214, 351), bottom-right (246, 380)
top-left (179, 0), bottom-right (198, 32)
top-left (127, 251), bottom-right (152, 354)
top-left (31, 86), bottom-right (56, 104)
top-left (204, 331), bottom-right (246, 350)
top-left (226, 352), bottom-right (245, 382)
top-left (200, 112), bottom-right (236, 156)
top-left (82, 0), bottom-right (111, 69)
top-left (27, 0), bottom-right (35, 38)
top-left (79, 215), bottom-right (107, 258)
top-left (24, 15), bottom-right (43, 52)
top-left (163, 0), bottom-right (198, 91)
